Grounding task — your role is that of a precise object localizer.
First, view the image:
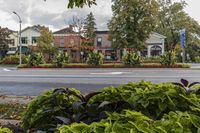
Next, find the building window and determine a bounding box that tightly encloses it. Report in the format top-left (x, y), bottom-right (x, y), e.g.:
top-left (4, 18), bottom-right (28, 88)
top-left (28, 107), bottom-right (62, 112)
top-left (9, 47), bottom-right (16, 51)
top-left (60, 37), bottom-right (65, 47)
top-left (21, 37), bottom-right (28, 44)
top-left (97, 37), bottom-right (102, 47)
top-left (32, 37), bottom-right (38, 44)
top-left (7, 39), bottom-right (15, 46)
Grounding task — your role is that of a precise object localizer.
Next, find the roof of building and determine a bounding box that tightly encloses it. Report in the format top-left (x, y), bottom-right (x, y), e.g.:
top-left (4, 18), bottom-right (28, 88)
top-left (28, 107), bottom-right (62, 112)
top-left (21, 25), bottom-right (45, 33)
top-left (152, 32), bottom-right (166, 38)
top-left (53, 26), bottom-right (76, 34)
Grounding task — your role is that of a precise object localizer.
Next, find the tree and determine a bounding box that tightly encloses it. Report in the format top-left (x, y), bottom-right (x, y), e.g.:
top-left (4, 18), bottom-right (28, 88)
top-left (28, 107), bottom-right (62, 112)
top-left (67, 0), bottom-right (96, 8)
top-left (44, 0), bottom-right (96, 8)
top-left (37, 27), bottom-right (57, 62)
top-left (83, 12), bottom-right (96, 50)
top-left (156, 0), bottom-right (200, 61)
top-left (69, 16), bottom-right (85, 62)
top-left (108, 0), bottom-right (158, 52)
top-left (0, 27), bottom-right (11, 58)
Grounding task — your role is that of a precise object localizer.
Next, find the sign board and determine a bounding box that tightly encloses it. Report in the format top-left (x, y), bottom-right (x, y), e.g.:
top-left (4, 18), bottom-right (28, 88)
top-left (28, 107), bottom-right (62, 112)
top-left (180, 29), bottom-right (186, 48)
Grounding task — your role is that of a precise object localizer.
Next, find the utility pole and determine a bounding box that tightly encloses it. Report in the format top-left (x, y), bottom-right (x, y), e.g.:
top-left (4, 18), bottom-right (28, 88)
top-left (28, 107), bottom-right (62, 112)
top-left (13, 11), bottom-right (22, 65)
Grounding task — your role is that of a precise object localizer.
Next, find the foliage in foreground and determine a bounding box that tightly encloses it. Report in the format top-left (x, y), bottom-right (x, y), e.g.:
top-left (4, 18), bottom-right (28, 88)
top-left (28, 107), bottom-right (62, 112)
top-left (0, 127), bottom-right (12, 133)
top-left (21, 79), bottom-right (200, 132)
top-left (59, 110), bottom-right (200, 133)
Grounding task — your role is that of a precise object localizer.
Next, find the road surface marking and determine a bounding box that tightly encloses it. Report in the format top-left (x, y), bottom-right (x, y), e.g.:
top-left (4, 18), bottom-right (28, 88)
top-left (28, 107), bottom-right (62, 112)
top-left (90, 72), bottom-right (125, 75)
top-left (3, 68), bottom-right (11, 72)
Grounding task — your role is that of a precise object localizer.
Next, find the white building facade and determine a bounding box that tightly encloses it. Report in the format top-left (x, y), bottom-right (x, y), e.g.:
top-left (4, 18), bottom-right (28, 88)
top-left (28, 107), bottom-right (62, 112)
top-left (146, 32), bottom-right (166, 57)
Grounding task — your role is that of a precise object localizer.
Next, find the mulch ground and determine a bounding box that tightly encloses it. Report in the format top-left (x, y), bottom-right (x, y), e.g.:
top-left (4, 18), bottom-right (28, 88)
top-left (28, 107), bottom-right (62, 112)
top-left (0, 95), bottom-right (35, 132)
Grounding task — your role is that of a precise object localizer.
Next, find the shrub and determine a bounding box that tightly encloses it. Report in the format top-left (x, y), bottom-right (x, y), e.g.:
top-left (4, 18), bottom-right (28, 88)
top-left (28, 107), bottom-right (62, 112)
top-left (53, 52), bottom-right (69, 68)
top-left (160, 51), bottom-right (176, 66)
top-left (142, 56), bottom-right (161, 63)
top-left (122, 52), bottom-right (142, 66)
top-left (1, 55), bottom-right (27, 65)
top-left (87, 51), bottom-right (104, 66)
top-left (21, 79), bottom-right (200, 132)
top-left (27, 53), bottom-right (45, 67)
top-left (59, 110), bottom-right (200, 133)
top-left (0, 127), bottom-right (12, 133)
top-left (195, 56), bottom-right (200, 63)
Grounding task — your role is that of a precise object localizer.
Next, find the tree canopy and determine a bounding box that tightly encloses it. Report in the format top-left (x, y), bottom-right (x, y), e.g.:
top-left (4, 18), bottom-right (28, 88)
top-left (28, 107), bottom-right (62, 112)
top-left (83, 12), bottom-right (96, 49)
top-left (156, 0), bottom-right (200, 60)
top-left (108, 0), bottom-right (159, 51)
top-left (44, 0), bottom-right (96, 8)
top-left (0, 27), bottom-right (11, 58)
top-left (37, 26), bottom-right (57, 62)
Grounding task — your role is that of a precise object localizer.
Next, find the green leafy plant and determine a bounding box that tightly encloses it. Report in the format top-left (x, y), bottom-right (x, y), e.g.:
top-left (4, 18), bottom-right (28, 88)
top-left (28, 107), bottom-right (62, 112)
top-left (195, 56), bottom-right (200, 63)
top-left (27, 53), bottom-right (45, 67)
top-left (160, 51), bottom-right (176, 67)
top-left (1, 55), bottom-right (27, 64)
top-left (172, 79), bottom-right (200, 94)
top-left (53, 52), bottom-right (69, 68)
top-left (87, 51), bottom-right (104, 66)
top-left (59, 110), bottom-right (200, 133)
top-left (122, 52), bottom-right (142, 66)
top-left (0, 127), bottom-right (12, 133)
top-left (22, 87), bottom-right (129, 132)
top-left (142, 56), bottom-right (161, 63)
top-left (22, 80), bottom-right (200, 132)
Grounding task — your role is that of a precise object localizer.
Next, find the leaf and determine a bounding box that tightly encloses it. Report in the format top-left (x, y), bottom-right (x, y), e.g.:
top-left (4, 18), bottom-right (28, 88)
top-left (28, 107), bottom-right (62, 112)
top-left (189, 82), bottom-right (200, 88)
top-left (56, 116), bottom-right (71, 124)
top-left (84, 92), bottom-right (101, 103)
top-left (98, 101), bottom-right (112, 108)
top-left (172, 82), bottom-right (184, 88)
top-left (181, 79), bottom-right (189, 87)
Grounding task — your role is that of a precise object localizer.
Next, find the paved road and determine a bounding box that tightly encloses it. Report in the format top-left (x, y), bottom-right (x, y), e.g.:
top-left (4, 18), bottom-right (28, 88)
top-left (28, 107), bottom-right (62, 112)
top-left (0, 66), bottom-right (200, 96)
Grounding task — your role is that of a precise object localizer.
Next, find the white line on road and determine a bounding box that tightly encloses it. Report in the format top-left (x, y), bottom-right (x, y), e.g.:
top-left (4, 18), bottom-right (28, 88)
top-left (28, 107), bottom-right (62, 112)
top-left (90, 72), bottom-right (126, 75)
top-left (0, 75), bottom-right (200, 78)
top-left (3, 68), bottom-right (11, 72)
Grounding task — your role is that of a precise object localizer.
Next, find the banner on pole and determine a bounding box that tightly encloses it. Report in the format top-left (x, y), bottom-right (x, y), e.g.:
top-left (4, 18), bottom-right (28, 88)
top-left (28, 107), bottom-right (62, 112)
top-left (180, 29), bottom-right (186, 48)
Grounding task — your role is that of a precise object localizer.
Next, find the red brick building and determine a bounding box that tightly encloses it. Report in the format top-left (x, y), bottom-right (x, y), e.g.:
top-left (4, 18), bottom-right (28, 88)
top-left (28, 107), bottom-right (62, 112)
top-left (53, 26), bottom-right (84, 62)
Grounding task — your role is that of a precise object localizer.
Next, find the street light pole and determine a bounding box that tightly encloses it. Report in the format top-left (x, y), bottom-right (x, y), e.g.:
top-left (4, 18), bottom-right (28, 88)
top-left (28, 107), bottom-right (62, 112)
top-left (13, 11), bottom-right (22, 65)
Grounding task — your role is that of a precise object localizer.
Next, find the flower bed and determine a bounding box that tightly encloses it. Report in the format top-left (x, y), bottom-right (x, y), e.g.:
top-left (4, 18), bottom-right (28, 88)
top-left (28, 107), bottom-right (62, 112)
top-left (17, 63), bottom-right (191, 68)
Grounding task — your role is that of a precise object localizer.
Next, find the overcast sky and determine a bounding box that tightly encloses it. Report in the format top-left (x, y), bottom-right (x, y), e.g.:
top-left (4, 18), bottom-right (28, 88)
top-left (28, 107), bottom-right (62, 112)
top-left (0, 0), bottom-right (199, 32)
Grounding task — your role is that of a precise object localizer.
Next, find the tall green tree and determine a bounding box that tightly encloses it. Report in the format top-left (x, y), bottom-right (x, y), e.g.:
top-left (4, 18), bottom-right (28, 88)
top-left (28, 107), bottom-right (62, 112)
top-left (156, 0), bottom-right (200, 61)
top-left (83, 12), bottom-right (96, 48)
top-left (0, 27), bottom-right (11, 58)
top-left (37, 27), bottom-right (57, 62)
top-left (44, 0), bottom-right (96, 8)
top-left (108, 0), bottom-right (159, 51)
